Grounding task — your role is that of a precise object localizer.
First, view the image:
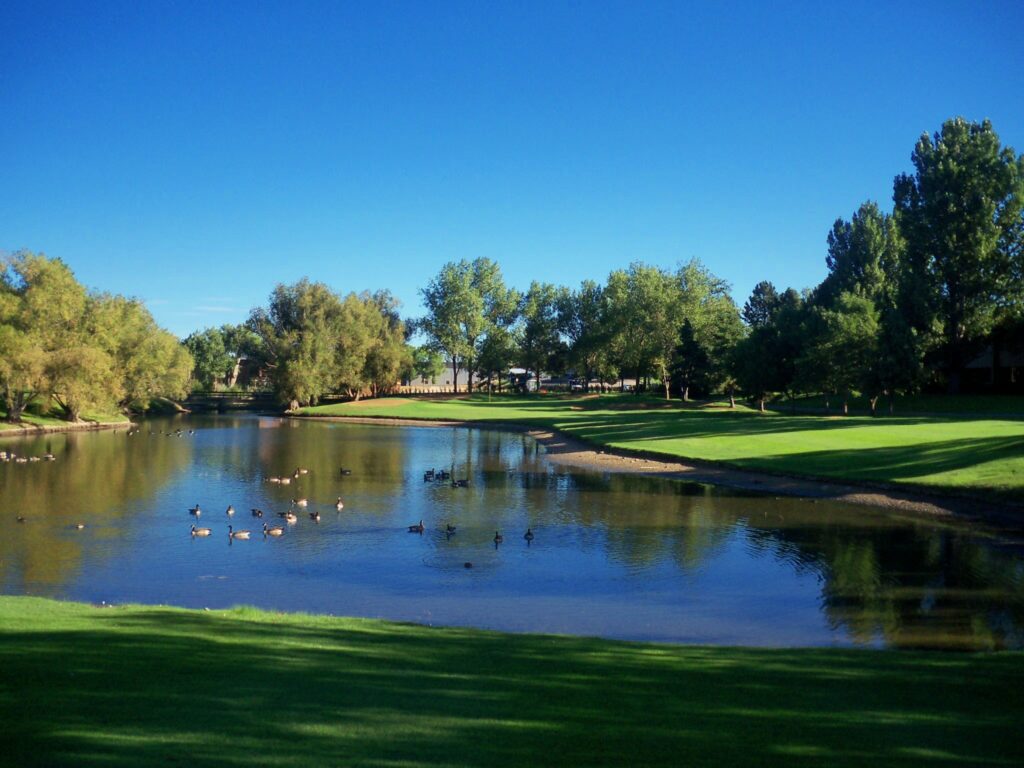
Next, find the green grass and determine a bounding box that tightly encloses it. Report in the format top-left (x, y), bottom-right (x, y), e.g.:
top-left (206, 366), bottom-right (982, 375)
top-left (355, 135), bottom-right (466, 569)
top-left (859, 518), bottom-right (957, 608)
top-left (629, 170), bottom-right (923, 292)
top-left (1, 596), bottom-right (1020, 767)
top-left (300, 393), bottom-right (1024, 500)
top-left (0, 407), bottom-right (129, 431)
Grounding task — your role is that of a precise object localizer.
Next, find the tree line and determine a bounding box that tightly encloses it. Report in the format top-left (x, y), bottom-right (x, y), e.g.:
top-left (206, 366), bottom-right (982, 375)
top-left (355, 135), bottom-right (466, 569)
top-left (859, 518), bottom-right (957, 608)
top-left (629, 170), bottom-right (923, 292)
top-left (6, 116), bottom-right (1021, 418)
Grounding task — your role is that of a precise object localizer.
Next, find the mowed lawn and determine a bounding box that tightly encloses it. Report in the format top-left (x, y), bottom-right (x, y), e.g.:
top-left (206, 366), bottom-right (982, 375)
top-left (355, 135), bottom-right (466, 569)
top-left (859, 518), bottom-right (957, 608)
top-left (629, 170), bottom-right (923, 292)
top-left (1, 597), bottom-right (1021, 768)
top-left (300, 394), bottom-right (1024, 500)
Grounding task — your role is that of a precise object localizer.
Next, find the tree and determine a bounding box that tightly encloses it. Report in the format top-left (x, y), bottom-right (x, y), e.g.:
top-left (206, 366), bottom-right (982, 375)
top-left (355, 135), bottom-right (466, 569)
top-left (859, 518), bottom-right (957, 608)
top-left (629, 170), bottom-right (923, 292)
top-left (605, 263), bottom-right (682, 398)
top-left (672, 260), bottom-right (744, 400)
top-left (419, 258), bottom-right (517, 393)
top-left (556, 280), bottom-right (608, 391)
top-left (0, 252), bottom-right (87, 421)
top-left (411, 345), bottom-right (446, 384)
top-left (818, 201), bottom-right (898, 307)
top-left (247, 279), bottom-right (347, 408)
top-left (360, 290), bottom-right (410, 397)
top-left (519, 281), bottom-right (561, 391)
top-left (183, 328), bottom-right (232, 390)
top-left (742, 281), bottom-right (780, 328)
top-left (797, 292), bottom-right (879, 414)
top-left (894, 117), bottom-right (1024, 392)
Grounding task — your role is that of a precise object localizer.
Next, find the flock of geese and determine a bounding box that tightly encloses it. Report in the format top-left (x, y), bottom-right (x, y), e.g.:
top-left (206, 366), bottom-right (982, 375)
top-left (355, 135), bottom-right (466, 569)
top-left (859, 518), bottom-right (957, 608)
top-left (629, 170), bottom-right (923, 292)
top-left (0, 449), bottom-right (55, 464)
top-left (186, 464), bottom-right (537, 552)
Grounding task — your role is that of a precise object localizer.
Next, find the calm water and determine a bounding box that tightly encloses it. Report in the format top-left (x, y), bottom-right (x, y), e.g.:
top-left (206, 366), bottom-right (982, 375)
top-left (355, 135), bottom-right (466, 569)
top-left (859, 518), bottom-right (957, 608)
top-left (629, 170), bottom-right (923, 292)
top-left (2, 414), bottom-right (1022, 650)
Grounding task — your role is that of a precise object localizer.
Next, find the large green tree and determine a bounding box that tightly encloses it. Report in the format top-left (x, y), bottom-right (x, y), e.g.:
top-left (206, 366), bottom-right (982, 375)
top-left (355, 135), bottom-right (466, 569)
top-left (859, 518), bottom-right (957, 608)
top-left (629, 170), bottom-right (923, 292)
top-left (894, 117), bottom-right (1024, 392)
top-left (519, 281), bottom-right (562, 391)
top-left (556, 280), bottom-right (608, 391)
top-left (183, 327), bottom-right (232, 390)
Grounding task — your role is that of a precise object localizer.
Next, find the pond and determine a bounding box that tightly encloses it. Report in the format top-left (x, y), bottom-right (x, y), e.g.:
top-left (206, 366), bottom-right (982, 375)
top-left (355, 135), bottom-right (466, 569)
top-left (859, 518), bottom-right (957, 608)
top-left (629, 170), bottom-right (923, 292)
top-left (2, 414), bottom-right (1022, 650)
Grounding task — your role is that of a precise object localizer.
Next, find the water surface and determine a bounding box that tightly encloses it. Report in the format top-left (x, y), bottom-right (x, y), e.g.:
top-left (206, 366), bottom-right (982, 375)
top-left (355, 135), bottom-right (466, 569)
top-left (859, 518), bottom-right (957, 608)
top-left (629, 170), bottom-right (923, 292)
top-left (2, 414), bottom-right (1022, 650)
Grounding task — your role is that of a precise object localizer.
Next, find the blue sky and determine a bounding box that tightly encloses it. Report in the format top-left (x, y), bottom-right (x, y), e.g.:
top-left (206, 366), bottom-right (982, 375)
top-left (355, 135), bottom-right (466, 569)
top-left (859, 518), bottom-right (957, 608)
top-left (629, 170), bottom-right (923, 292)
top-left (2, 0), bottom-right (1022, 338)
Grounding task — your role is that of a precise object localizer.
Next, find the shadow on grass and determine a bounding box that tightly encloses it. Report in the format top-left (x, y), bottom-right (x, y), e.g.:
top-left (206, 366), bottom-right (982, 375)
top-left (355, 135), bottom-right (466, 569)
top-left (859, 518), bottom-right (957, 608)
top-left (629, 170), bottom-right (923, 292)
top-left (1, 602), bottom-right (1021, 767)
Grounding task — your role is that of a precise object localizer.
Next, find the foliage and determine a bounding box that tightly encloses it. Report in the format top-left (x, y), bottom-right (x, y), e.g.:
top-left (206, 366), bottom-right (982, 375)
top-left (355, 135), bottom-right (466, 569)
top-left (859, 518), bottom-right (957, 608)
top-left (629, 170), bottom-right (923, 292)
top-left (0, 252), bottom-right (189, 421)
top-left (894, 117), bottom-right (1024, 391)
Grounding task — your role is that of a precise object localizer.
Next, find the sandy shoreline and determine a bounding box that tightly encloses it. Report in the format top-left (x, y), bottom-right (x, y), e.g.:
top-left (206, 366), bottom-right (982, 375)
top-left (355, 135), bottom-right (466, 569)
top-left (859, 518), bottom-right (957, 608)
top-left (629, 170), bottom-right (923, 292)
top-left (293, 414), bottom-right (1024, 532)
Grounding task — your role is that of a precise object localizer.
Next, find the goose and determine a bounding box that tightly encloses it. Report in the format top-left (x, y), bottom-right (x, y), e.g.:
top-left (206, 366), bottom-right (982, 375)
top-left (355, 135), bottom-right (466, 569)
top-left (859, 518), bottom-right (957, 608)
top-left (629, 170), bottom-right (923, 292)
top-left (191, 525), bottom-right (212, 537)
top-left (524, 528), bottom-right (535, 542)
top-left (493, 531), bottom-right (504, 545)
top-left (225, 505), bottom-right (235, 517)
top-left (297, 467), bottom-right (309, 475)
top-left (335, 498), bottom-right (344, 511)
top-left (309, 510), bottom-right (320, 522)
top-left (284, 512), bottom-right (298, 524)
top-left (251, 508), bottom-right (263, 518)
top-left (340, 467), bottom-right (352, 476)
top-left (445, 523), bottom-right (457, 535)
top-left (228, 525), bottom-right (251, 540)
top-left (16, 516), bottom-right (26, 523)
top-left (263, 523), bottom-right (284, 537)
top-left (189, 504), bottom-right (201, 517)
top-left (408, 520), bottom-right (424, 533)
top-left (268, 477), bottom-right (281, 484)
top-left (292, 470), bottom-right (300, 479)
top-left (292, 498), bottom-right (308, 507)
top-left (43, 453), bottom-right (55, 461)
top-left (74, 523), bottom-right (85, 530)
top-left (280, 477), bottom-right (291, 485)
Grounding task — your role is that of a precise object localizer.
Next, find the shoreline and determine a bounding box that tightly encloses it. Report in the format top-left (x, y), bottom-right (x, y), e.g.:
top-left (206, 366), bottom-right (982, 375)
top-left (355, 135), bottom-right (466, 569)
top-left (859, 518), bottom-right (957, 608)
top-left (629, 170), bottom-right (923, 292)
top-left (293, 414), bottom-right (1024, 532)
top-left (0, 419), bottom-right (130, 439)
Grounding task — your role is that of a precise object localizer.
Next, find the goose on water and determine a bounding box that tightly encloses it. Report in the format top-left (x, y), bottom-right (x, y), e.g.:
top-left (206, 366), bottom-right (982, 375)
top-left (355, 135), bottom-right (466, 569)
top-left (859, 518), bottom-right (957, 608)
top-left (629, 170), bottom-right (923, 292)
top-left (263, 523), bottom-right (284, 537)
top-left (228, 525), bottom-right (251, 540)
top-left (292, 498), bottom-right (308, 507)
top-left (524, 528), bottom-right (535, 542)
top-left (408, 520), bottom-right (425, 533)
top-left (493, 531), bottom-right (504, 545)
top-left (336, 498), bottom-right (345, 511)
top-left (225, 505), bottom-right (235, 517)
top-left (284, 512), bottom-right (298, 524)
top-left (189, 505), bottom-right (201, 517)
top-left (191, 525), bottom-right (212, 537)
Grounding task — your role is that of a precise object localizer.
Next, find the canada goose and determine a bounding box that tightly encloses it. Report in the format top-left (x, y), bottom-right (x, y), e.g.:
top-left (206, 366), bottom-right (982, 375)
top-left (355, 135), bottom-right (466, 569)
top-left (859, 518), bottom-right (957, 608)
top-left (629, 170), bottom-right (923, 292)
top-left (292, 470), bottom-right (300, 479)
top-left (189, 505), bottom-right (201, 517)
top-left (268, 477), bottom-right (281, 484)
top-left (75, 523), bottom-right (85, 530)
top-left (309, 511), bottom-right (320, 522)
top-left (251, 508), bottom-right (263, 518)
top-left (408, 520), bottom-right (424, 533)
top-left (340, 467), bottom-right (352, 476)
top-left (225, 505), bottom-right (235, 517)
top-left (263, 523), bottom-right (284, 537)
top-left (191, 525), bottom-right (212, 537)
top-left (335, 497), bottom-right (344, 511)
top-left (228, 525), bottom-right (251, 540)
top-left (16, 516), bottom-right (26, 523)
top-left (43, 453), bottom-right (55, 461)
top-left (292, 498), bottom-right (308, 507)
top-left (284, 512), bottom-right (298, 524)
top-left (297, 467), bottom-right (309, 475)
top-left (423, 469), bottom-right (435, 481)
top-left (445, 524), bottom-right (457, 535)
top-left (524, 528), bottom-right (535, 542)
top-left (280, 477), bottom-right (291, 485)
top-left (494, 531), bottom-right (504, 545)
top-left (464, 562), bottom-right (473, 569)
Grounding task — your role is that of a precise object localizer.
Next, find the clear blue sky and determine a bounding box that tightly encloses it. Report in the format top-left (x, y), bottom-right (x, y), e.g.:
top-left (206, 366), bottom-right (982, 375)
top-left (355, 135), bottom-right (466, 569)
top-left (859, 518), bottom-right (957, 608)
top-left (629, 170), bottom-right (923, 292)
top-left (2, 0), bottom-right (1022, 338)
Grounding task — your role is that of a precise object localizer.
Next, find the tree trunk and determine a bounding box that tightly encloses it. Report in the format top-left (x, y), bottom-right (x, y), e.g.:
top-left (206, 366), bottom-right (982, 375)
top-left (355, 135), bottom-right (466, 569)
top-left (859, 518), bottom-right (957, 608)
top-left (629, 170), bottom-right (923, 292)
top-left (728, 387), bottom-right (735, 408)
top-left (758, 397), bottom-right (765, 413)
top-left (635, 367), bottom-right (641, 395)
top-left (452, 361), bottom-right (459, 394)
top-left (888, 392), bottom-right (895, 415)
top-left (467, 356), bottom-right (474, 394)
top-left (842, 398), bottom-right (848, 416)
top-left (535, 367), bottom-right (541, 393)
top-left (869, 395), bottom-right (879, 416)
top-left (682, 384), bottom-right (689, 402)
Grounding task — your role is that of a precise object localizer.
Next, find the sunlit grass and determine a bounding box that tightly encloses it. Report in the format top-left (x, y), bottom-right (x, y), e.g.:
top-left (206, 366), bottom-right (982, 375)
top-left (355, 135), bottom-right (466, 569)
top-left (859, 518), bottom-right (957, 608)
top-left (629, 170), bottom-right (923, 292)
top-left (300, 393), bottom-right (1024, 499)
top-left (1, 596), bottom-right (1020, 767)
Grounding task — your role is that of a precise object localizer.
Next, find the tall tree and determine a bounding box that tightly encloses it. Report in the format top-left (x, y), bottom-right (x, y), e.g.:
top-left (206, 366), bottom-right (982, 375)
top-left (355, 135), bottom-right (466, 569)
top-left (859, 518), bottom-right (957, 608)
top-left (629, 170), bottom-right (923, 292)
top-left (818, 201), bottom-right (898, 307)
top-left (893, 117), bottom-right (1024, 392)
top-left (742, 281), bottom-right (780, 328)
top-left (519, 281), bottom-right (561, 391)
top-left (556, 280), bottom-right (608, 391)
top-left (183, 327), bottom-right (232, 390)
top-left (247, 279), bottom-right (347, 408)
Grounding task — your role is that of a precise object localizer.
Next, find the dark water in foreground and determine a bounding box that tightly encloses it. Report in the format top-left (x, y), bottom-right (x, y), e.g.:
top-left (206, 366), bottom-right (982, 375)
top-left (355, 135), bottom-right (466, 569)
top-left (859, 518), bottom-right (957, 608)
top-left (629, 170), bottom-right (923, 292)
top-left (2, 414), bottom-right (1022, 649)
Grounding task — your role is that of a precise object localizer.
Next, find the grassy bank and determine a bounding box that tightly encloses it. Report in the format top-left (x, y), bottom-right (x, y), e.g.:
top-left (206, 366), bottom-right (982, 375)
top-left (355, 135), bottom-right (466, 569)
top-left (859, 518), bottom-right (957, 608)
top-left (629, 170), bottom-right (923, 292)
top-left (299, 394), bottom-right (1024, 501)
top-left (0, 408), bottom-right (130, 432)
top-left (1, 597), bottom-right (1020, 767)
